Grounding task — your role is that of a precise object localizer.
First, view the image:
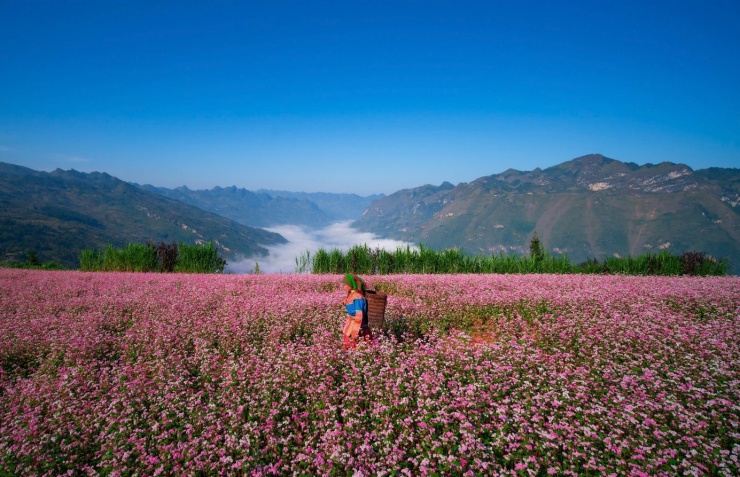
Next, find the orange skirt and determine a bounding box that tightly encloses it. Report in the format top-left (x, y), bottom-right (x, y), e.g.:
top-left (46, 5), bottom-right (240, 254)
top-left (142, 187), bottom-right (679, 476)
top-left (343, 317), bottom-right (372, 350)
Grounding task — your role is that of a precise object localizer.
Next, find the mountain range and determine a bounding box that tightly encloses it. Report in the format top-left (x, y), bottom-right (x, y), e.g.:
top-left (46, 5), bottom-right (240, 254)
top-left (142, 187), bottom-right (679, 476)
top-left (3, 155), bottom-right (738, 273)
top-left (0, 162), bottom-right (286, 268)
top-left (353, 154), bottom-right (740, 271)
top-left (353, 154), bottom-right (740, 270)
top-left (137, 184), bottom-right (381, 228)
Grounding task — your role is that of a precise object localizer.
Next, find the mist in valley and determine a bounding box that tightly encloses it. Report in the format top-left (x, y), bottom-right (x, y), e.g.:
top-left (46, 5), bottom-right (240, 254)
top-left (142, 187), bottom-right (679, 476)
top-left (228, 221), bottom-right (414, 274)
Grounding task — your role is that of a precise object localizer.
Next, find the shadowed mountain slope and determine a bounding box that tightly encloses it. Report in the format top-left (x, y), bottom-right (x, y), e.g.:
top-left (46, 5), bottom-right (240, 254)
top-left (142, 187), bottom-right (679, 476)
top-left (0, 163), bottom-right (286, 268)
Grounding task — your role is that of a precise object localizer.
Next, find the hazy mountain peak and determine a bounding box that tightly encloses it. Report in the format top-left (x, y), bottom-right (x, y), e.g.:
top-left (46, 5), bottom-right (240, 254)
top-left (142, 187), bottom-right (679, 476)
top-left (499, 167), bottom-right (522, 175)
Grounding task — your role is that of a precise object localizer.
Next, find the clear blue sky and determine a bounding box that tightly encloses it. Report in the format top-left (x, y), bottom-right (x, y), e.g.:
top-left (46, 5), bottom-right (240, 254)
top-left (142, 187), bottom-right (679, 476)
top-left (1, 0), bottom-right (738, 195)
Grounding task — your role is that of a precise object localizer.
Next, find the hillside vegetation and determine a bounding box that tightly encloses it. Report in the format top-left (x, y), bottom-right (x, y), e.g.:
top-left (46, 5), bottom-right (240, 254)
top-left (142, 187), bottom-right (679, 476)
top-left (354, 154), bottom-right (740, 272)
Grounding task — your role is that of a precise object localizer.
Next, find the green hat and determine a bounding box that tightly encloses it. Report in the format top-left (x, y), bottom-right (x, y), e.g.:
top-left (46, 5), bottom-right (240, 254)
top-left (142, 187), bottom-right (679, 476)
top-left (342, 273), bottom-right (366, 294)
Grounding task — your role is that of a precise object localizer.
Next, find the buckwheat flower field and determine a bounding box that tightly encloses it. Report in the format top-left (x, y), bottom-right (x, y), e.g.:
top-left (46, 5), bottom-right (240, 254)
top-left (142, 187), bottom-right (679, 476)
top-left (1, 269), bottom-right (738, 476)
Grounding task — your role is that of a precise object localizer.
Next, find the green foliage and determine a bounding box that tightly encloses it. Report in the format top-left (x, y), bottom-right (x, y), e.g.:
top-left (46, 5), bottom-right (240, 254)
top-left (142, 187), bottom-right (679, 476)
top-left (529, 231), bottom-right (544, 261)
top-left (299, 244), bottom-right (729, 276)
top-left (79, 243), bottom-right (159, 272)
top-left (303, 248), bottom-right (348, 274)
top-left (78, 242), bottom-right (226, 273)
top-left (593, 250), bottom-right (729, 276)
top-left (0, 260), bottom-right (67, 271)
top-left (26, 250), bottom-right (41, 267)
top-left (104, 243), bottom-right (159, 272)
top-left (0, 250), bottom-right (66, 270)
top-left (78, 248), bottom-right (104, 271)
top-left (174, 242), bottom-right (226, 274)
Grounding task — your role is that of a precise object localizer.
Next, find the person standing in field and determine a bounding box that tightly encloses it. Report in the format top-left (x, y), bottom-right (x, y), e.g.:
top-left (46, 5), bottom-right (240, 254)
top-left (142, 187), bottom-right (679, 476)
top-left (342, 273), bottom-right (371, 350)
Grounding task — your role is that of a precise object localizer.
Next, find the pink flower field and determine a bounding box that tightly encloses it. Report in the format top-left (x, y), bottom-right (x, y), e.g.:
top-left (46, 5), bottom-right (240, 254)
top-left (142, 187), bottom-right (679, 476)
top-left (1, 269), bottom-right (738, 476)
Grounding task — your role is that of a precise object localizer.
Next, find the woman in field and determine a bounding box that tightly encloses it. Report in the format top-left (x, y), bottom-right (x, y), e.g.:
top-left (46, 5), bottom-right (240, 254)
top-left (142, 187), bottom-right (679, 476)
top-left (341, 273), bottom-right (371, 350)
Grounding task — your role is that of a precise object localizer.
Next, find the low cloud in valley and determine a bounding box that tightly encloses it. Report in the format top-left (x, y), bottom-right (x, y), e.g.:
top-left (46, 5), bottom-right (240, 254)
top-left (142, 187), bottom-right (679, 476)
top-left (228, 221), bottom-right (415, 274)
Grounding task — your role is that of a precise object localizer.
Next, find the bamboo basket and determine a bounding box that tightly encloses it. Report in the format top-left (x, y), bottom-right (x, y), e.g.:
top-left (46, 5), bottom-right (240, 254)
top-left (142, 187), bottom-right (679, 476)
top-left (365, 289), bottom-right (387, 328)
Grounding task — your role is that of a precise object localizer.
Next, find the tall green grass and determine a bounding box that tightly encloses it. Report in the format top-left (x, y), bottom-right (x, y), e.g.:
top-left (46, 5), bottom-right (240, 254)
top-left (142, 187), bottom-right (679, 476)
top-left (297, 244), bottom-right (728, 276)
top-left (79, 242), bottom-right (226, 273)
top-left (174, 242), bottom-right (226, 274)
top-left (79, 243), bottom-right (159, 272)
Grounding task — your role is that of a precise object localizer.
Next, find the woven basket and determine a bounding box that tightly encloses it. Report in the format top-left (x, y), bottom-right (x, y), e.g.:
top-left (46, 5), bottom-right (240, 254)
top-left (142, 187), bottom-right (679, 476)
top-left (365, 289), bottom-right (387, 328)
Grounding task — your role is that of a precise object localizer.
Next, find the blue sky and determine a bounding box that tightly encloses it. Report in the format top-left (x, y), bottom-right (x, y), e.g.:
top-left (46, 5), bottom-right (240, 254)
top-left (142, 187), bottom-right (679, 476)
top-left (1, 0), bottom-right (738, 195)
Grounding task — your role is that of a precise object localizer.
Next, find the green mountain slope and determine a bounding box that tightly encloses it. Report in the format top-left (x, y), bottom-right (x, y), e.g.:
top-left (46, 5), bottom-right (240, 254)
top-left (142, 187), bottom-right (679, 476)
top-left (354, 154), bottom-right (740, 271)
top-left (0, 163), bottom-right (286, 268)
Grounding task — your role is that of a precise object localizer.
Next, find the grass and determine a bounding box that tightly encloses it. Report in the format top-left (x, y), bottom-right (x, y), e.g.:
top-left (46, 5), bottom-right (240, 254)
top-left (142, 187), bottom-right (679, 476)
top-left (174, 242), bottom-right (226, 274)
top-left (297, 244), bottom-right (729, 276)
top-left (0, 260), bottom-right (66, 271)
top-left (79, 242), bottom-right (226, 273)
top-left (0, 251), bottom-right (66, 270)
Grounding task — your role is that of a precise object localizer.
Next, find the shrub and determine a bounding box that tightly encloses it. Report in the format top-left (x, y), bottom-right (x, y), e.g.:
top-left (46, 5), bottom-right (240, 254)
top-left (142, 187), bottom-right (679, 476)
top-left (0, 251), bottom-right (66, 270)
top-left (78, 248), bottom-right (103, 271)
top-left (78, 242), bottom-right (226, 273)
top-left (174, 242), bottom-right (226, 274)
top-left (152, 241), bottom-right (178, 273)
top-left (529, 231), bottom-right (544, 261)
top-left (102, 243), bottom-right (158, 272)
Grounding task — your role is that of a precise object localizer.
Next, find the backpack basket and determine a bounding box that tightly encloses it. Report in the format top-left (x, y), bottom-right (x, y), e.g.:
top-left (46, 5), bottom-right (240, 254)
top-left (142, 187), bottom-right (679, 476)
top-left (365, 289), bottom-right (387, 328)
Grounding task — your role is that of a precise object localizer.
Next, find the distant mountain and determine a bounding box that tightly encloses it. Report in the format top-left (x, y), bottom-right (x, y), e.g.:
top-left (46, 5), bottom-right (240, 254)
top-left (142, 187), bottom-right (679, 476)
top-left (256, 190), bottom-right (385, 224)
top-left (0, 163), bottom-right (286, 268)
top-left (354, 154), bottom-right (740, 271)
top-left (138, 184), bottom-right (384, 228)
top-left (138, 185), bottom-right (331, 228)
